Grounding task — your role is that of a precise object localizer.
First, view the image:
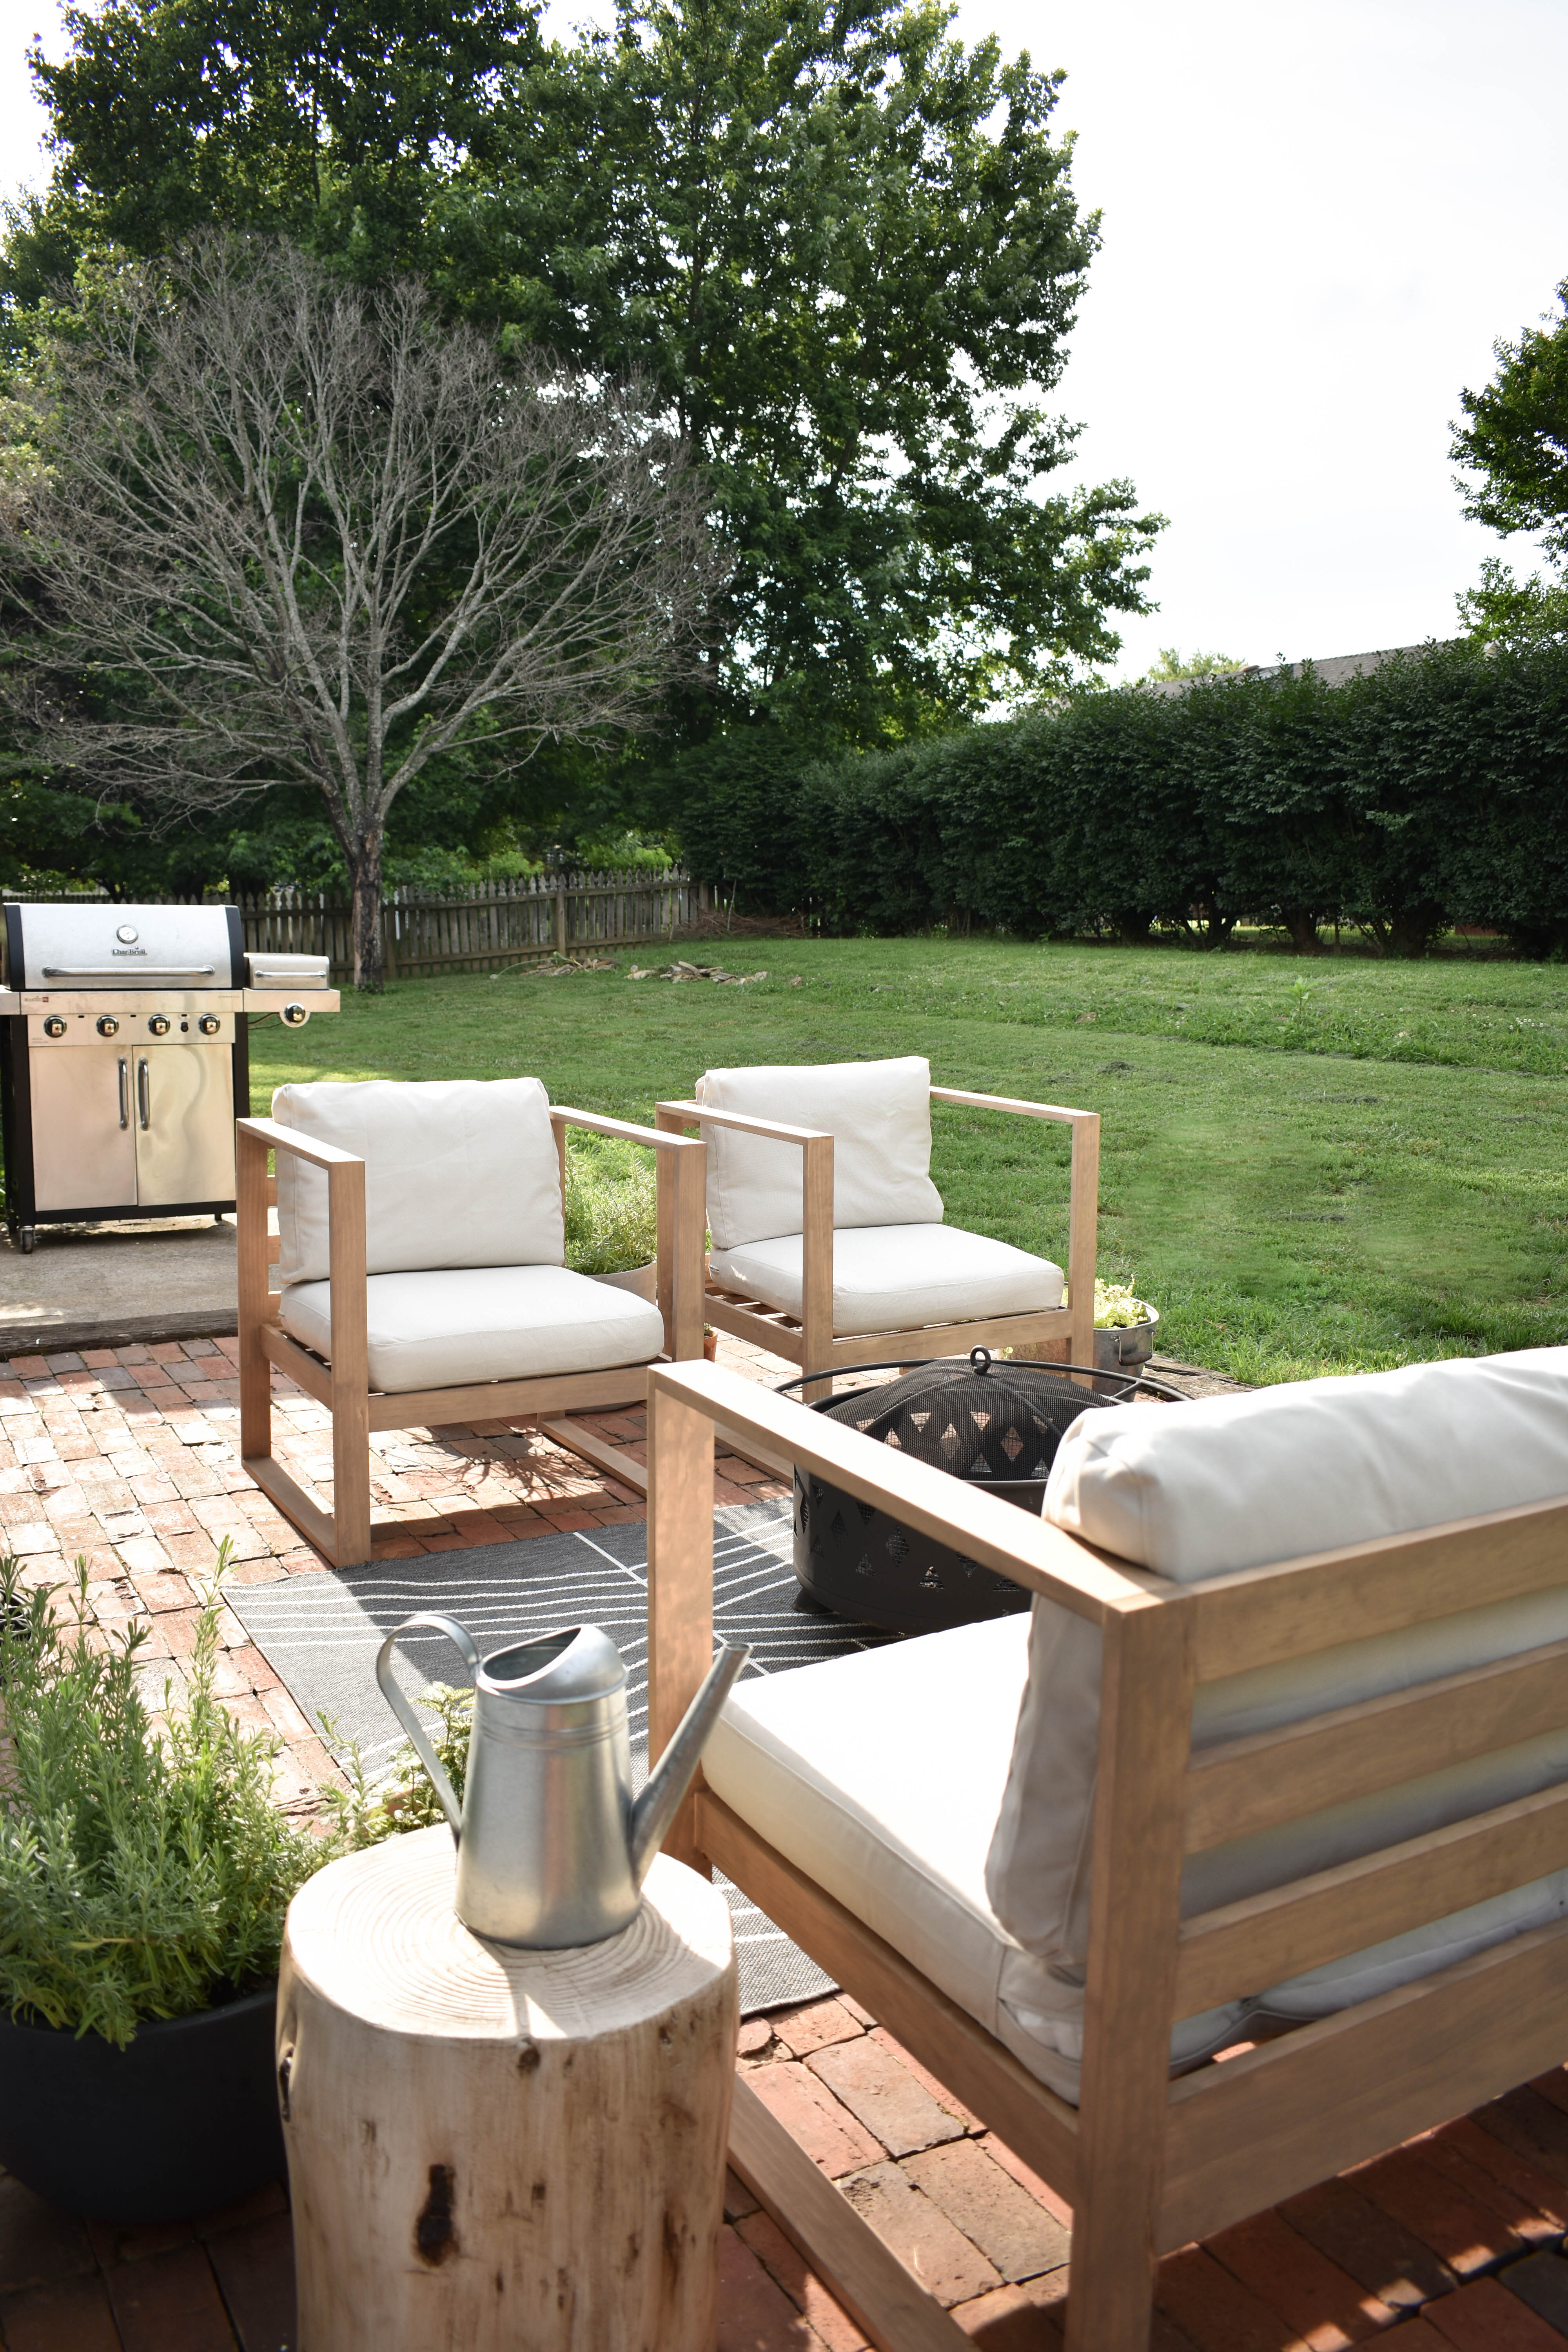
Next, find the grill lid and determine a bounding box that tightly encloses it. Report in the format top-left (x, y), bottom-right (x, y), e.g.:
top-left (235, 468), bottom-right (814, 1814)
top-left (5, 904), bottom-right (243, 991)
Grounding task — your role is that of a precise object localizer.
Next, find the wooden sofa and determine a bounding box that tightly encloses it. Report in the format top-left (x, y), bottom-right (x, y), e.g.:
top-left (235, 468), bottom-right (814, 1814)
top-left (645, 1349), bottom-right (1568, 2352)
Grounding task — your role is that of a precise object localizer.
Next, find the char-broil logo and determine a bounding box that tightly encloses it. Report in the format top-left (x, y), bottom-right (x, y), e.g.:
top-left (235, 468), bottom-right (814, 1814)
top-left (112, 923), bottom-right (145, 957)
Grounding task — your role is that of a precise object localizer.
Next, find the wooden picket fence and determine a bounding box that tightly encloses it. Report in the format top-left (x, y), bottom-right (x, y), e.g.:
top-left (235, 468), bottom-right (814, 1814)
top-left (241, 869), bottom-right (707, 980)
top-left (3, 871), bottom-right (711, 982)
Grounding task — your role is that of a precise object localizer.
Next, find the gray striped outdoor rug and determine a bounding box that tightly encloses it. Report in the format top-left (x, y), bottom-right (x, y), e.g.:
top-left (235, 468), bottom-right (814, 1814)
top-left (227, 1500), bottom-right (893, 2013)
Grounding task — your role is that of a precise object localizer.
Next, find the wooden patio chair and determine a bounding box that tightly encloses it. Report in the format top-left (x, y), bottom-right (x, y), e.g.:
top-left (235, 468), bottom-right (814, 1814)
top-left (644, 1346), bottom-right (1568, 2352)
top-left (236, 1076), bottom-right (705, 1568)
top-left (656, 1055), bottom-right (1099, 1397)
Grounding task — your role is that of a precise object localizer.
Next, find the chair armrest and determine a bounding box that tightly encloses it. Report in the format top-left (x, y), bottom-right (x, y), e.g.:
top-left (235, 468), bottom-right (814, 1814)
top-left (553, 1106), bottom-right (702, 1155)
top-left (654, 1099), bottom-right (831, 1148)
top-left (657, 1102), bottom-right (835, 1383)
top-left (553, 1111), bottom-right (708, 1360)
top-left (236, 1114), bottom-right (364, 1173)
top-left (929, 1087), bottom-right (1096, 1127)
top-left (234, 1119), bottom-right (367, 1343)
top-left (929, 1089), bottom-right (1100, 1362)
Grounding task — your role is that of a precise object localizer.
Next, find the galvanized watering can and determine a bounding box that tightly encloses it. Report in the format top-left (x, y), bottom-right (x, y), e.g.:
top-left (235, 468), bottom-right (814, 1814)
top-left (375, 1615), bottom-right (750, 1947)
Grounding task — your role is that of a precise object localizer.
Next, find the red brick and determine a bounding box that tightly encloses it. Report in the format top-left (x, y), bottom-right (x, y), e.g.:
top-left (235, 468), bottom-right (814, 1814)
top-left (738, 2017), bottom-right (778, 2058)
top-left (717, 2222), bottom-right (826, 2348)
top-left (1419, 2276), bottom-right (1566, 2350)
top-left (838, 2161), bottom-right (999, 2307)
top-left (807, 2036), bottom-right (966, 2160)
top-left (867, 2028), bottom-right (982, 2133)
top-left (772, 1999), bottom-right (864, 2059)
top-left (0, 2273), bottom-right (123, 2351)
top-left (260, 1685), bottom-right (314, 1741)
top-left (1205, 2207), bottom-right (1395, 2344)
top-left (1476, 2090), bottom-right (1568, 2190)
top-left (979, 2136), bottom-right (1074, 2233)
top-left (1281, 2179), bottom-right (1453, 2308)
top-left (0, 2176), bottom-right (96, 2293)
top-left (736, 2210), bottom-right (870, 2350)
top-left (725, 2169), bottom-right (761, 2222)
top-left (1156, 2243), bottom-right (1314, 2352)
top-left (903, 2139), bottom-right (1071, 2284)
top-left (1439, 2118), bottom-right (1568, 2232)
top-left (202, 2207), bottom-right (295, 2350)
top-left (1412, 2124), bottom-right (1564, 2248)
top-left (952, 2274), bottom-right (1071, 2347)
top-left (1347, 2144), bottom-right (1524, 2277)
top-left (746, 2062), bottom-right (884, 2178)
top-left (104, 2240), bottom-right (239, 2348)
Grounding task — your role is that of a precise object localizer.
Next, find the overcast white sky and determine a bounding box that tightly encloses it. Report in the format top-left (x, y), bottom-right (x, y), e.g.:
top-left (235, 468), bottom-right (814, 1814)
top-left (1, 0), bottom-right (1562, 679)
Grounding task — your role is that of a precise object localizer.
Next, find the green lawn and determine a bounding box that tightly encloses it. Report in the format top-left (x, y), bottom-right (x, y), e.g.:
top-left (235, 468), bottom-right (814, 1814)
top-left (253, 939), bottom-right (1568, 1387)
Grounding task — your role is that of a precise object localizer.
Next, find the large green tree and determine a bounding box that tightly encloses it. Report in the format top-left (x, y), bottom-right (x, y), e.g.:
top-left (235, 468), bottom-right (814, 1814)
top-left (4, 0), bottom-right (1161, 831)
top-left (1453, 278), bottom-right (1568, 648)
top-left (441, 0), bottom-right (1160, 738)
top-left (3, 0), bottom-right (533, 314)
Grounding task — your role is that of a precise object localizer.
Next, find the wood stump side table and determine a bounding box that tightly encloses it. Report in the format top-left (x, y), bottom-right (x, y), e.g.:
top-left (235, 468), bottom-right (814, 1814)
top-left (277, 1825), bottom-right (737, 2352)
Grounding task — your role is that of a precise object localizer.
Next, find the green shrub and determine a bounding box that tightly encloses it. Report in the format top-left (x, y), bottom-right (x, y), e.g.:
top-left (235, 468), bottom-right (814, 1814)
top-left (671, 642), bottom-right (1568, 955)
top-left (563, 1129), bottom-right (657, 1274)
top-left (0, 1547), bottom-right (334, 2045)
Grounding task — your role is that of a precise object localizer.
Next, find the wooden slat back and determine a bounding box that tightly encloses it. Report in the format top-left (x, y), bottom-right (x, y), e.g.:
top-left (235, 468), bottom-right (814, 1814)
top-left (1167, 1494), bottom-right (1568, 2014)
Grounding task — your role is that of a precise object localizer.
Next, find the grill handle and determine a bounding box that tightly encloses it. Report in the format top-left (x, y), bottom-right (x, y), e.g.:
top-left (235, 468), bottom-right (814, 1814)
top-left (39, 964), bottom-right (217, 979)
top-left (136, 1056), bottom-right (150, 1131)
top-left (117, 1057), bottom-right (129, 1130)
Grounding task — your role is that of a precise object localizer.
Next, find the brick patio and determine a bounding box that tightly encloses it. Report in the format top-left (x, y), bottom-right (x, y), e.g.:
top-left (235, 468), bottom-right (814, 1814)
top-left (5, 1334), bottom-right (1568, 2349)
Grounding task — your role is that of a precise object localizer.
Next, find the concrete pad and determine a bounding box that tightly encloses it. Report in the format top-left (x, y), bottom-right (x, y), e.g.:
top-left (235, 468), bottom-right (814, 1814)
top-left (0, 1216), bottom-right (239, 1354)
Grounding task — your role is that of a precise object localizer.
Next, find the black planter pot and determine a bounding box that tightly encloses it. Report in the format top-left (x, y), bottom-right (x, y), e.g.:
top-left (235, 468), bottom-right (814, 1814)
top-left (0, 1984), bottom-right (285, 2222)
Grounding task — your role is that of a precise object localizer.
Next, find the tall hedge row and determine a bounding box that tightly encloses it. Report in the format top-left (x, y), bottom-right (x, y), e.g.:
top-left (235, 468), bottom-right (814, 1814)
top-left (672, 642), bottom-right (1568, 954)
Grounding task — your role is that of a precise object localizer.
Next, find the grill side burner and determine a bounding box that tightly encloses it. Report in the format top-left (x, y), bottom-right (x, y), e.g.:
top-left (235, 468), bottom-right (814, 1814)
top-left (1, 903), bottom-right (338, 1251)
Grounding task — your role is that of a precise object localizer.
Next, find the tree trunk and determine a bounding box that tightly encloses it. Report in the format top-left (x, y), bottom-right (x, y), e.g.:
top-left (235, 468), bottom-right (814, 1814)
top-left (349, 831), bottom-right (386, 993)
top-left (278, 1828), bottom-right (736, 2352)
top-left (1279, 906), bottom-right (1323, 955)
top-left (1388, 898), bottom-right (1446, 959)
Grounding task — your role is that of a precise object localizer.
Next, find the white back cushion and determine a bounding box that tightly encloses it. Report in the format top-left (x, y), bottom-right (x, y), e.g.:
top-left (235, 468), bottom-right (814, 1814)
top-left (273, 1078), bottom-right (564, 1284)
top-left (985, 1348), bottom-right (1568, 1980)
top-left (698, 1057), bottom-right (944, 1250)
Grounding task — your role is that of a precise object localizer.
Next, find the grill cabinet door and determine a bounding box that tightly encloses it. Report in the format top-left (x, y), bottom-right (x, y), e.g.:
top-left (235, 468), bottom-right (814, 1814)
top-left (133, 1045), bottom-right (236, 1205)
top-left (30, 1044), bottom-right (138, 1210)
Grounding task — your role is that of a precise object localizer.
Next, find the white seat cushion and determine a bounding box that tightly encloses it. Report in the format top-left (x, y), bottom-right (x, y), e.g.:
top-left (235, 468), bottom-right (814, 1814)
top-left (273, 1078), bottom-right (563, 1285)
top-left (280, 1265), bottom-right (664, 1394)
top-left (985, 1346), bottom-right (1568, 2049)
top-left (698, 1058), bottom-right (943, 1250)
top-left (704, 1620), bottom-right (1249, 2109)
top-left (708, 1223), bottom-right (1063, 1336)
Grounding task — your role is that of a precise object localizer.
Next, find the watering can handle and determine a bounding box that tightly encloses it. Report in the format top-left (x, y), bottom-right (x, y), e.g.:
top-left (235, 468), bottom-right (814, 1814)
top-left (374, 1613), bottom-right (481, 1845)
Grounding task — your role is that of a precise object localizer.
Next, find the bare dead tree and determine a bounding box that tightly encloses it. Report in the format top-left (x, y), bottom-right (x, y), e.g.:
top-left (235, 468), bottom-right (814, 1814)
top-left (0, 236), bottom-right (724, 987)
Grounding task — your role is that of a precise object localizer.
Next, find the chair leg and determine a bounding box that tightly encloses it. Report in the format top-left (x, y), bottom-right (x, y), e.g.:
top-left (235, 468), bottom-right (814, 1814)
top-left (1062, 2195), bottom-right (1159, 2352)
top-left (328, 1380), bottom-right (372, 1570)
top-left (236, 1127), bottom-right (271, 1463)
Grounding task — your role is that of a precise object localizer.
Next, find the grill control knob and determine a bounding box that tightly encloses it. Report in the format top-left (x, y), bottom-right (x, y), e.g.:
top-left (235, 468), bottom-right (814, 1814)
top-left (96, 1014), bottom-right (119, 1038)
top-left (42, 1016), bottom-right (66, 1039)
top-left (147, 1014), bottom-right (171, 1037)
top-left (280, 1001), bottom-right (310, 1028)
top-left (197, 1014), bottom-right (221, 1036)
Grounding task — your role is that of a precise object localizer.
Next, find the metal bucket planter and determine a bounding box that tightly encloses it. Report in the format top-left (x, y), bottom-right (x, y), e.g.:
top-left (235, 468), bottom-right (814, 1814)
top-left (1093, 1306), bottom-right (1160, 1372)
top-left (0, 1984), bottom-right (285, 2222)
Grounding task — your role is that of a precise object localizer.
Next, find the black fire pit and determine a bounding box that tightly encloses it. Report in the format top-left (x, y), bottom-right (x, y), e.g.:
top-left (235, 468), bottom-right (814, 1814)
top-left (783, 1348), bottom-right (1185, 1635)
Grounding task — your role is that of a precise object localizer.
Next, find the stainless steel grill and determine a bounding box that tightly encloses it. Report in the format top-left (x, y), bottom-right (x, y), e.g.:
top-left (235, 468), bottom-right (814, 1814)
top-left (1, 903), bottom-right (339, 1252)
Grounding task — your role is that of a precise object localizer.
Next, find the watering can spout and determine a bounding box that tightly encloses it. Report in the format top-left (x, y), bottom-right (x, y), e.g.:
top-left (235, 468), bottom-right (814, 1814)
top-left (630, 1644), bottom-right (751, 1885)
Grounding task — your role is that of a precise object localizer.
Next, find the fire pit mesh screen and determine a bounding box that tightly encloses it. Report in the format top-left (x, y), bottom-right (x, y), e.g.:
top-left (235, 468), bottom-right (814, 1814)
top-left (788, 1349), bottom-right (1184, 1634)
top-left (828, 1355), bottom-right (1103, 1483)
